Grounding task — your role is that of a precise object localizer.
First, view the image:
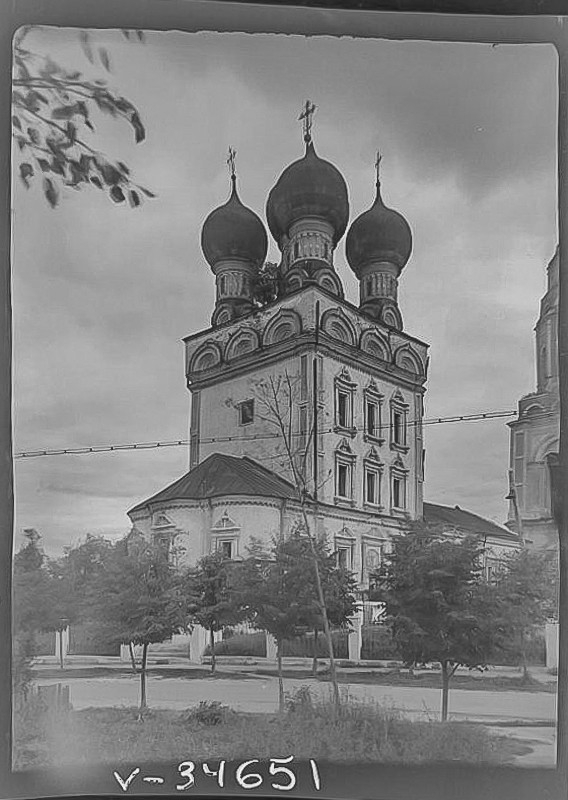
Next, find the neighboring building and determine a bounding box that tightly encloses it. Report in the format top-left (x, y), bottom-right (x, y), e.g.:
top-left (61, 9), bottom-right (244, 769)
top-left (129, 114), bottom-right (430, 591)
top-left (506, 248), bottom-right (559, 551)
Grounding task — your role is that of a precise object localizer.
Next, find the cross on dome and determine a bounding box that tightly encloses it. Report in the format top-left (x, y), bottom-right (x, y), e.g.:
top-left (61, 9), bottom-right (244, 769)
top-left (226, 146), bottom-right (237, 184)
top-left (375, 150), bottom-right (382, 186)
top-left (298, 100), bottom-right (316, 143)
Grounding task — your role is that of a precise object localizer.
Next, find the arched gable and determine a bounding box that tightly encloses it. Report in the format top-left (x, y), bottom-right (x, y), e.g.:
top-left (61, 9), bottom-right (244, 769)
top-left (321, 308), bottom-right (357, 346)
top-left (394, 344), bottom-right (425, 376)
top-left (225, 328), bottom-right (260, 361)
top-left (262, 308), bottom-right (302, 345)
top-left (359, 329), bottom-right (391, 362)
top-left (190, 341), bottom-right (222, 373)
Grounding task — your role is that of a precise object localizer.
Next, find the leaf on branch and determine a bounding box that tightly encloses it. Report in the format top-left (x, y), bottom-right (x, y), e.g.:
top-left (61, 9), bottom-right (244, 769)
top-left (121, 30), bottom-right (132, 41)
top-left (136, 30), bottom-right (146, 43)
top-left (99, 47), bottom-right (111, 72)
top-left (130, 111), bottom-right (145, 143)
top-left (16, 136), bottom-right (27, 151)
top-left (66, 121), bottom-right (77, 144)
top-left (90, 175), bottom-right (103, 189)
top-left (99, 163), bottom-right (122, 186)
top-left (19, 162), bottom-right (33, 187)
top-left (139, 186), bottom-right (156, 198)
top-left (79, 31), bottom-right (94, 64)
top-left (43, 177), bottom-right (58, 208)
top-left (27, 127), bottom-right (40, 145)
top-left (117, 161), bottom-right (130, 175)
top-left (12, 115), bottom-right (21, 131)
top-left (128, 190), bottom-right (140, 208)
top-left (110, 185), bottom-right (125, 203)
top-left (37, 159), bottom-right (50, 172)
top-left (52, 104), bottom-right (79, 120)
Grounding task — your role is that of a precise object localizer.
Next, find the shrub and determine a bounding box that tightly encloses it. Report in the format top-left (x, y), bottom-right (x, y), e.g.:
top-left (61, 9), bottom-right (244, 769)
top-left (361, 624), bottom-right (401, 660)
top-left (181, 701), bottom-right (233, 727)
top-left (203, 631), bottom-right (266, 657)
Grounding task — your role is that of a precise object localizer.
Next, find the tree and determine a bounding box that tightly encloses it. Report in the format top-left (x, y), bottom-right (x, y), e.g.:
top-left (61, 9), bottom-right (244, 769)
top-left (252, 261), bottom-right (282, 307)
top-left (376, 527), bottom-right (503, 721)
top-left (252, 372), bottom-right (342, 705)
top-left (184, 551), bottom-right (248, 675)
top-left (86, 531), bottom-right (186, 717)
top-left (494, 548), bottom-right (558, 680)
top-left (238, 537), bottom-right (311, 711)
top-left (12, 26), bottom-right (154, 207)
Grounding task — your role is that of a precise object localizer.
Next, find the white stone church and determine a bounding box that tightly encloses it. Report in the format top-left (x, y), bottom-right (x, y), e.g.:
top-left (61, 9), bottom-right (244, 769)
top-left (127, 110), bottom-right (520, 655)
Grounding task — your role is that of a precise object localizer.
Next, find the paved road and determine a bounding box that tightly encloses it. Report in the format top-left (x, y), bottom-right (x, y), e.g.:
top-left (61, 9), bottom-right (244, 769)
top-left (36, 672), bottom-right (556, 723)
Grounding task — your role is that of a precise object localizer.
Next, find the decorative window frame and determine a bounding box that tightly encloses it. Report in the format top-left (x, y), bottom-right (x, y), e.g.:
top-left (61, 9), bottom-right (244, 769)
top-left (389, 389), bottom-right (410, 453)
top-left (361, 536), bottom-right (387, 585)
top-left (334, 525), bottom-right (356, 571)
top-left (334, 438), bottom-right (356, 506)
top-left (363, 379), bottom-right (384, 444)
top-left (363, 447), bottom-right (384, 510)
top-left (334, 367), bottom-right (357, 436)
top-left (211, 511), bottom-right (241, 559)
top-left (390, 455), bottom-right (409, 514)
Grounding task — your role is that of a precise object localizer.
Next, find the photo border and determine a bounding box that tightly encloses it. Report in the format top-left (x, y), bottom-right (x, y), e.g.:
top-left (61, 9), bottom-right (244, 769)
top-left (1, 1), bottom-right (566, 798)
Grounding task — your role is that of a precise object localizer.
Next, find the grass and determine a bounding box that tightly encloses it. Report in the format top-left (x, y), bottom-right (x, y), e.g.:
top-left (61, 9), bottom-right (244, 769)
top-left (13, 689), bottom-right (525, 770)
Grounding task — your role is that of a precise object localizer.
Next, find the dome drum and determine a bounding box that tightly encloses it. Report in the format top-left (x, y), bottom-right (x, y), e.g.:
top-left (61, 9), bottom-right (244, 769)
top-left (359, 263), bottom-right (399, 306)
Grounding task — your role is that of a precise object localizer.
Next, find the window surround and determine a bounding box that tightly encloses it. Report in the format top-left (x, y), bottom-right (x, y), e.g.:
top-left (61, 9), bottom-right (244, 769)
top-left (363, 447), bottom-right (383, 510)
top-left (389, 390), bottom-right (409, 453)
top-left (361, 537), bottom-right (387, 585)
top-left (211, 511), bottom-right (240, 559)
top-left (334, 438), bottom-right (356, 506)
top-left (334, 367), bottom-right (357, 437)
top-left (390, 456), bottom-right (409, 514)
top-left (364, 380), bottom-right (384, 444)
top-left (334, 526), bottom-right (356, 570)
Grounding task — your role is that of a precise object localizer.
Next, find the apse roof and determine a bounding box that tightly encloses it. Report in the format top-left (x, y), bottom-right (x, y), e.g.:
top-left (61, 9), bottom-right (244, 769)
top-left (129, 453), bottom-right (299, 514)
top-left (423, 502), bottom-right (519, 542)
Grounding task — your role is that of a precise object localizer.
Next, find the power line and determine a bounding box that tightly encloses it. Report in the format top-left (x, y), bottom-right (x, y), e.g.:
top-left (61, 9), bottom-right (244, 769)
top-left (13, 408), bottom-right (556, 460)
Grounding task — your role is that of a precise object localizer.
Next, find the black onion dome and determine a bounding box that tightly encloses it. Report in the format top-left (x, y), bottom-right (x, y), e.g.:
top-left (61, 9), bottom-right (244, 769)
top-left (346, 182), bottom-right (412, 277)
top-left (266, 141), bottom-right (349, 246)
top-left (201, 177), bottom-right (268, 269)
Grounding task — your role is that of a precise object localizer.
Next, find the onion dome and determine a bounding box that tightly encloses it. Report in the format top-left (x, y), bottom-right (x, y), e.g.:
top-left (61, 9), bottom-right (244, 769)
top-left (346, 179), bottom-right (412, 277)
top-left (266, 141), bottom-right (349, 246)
top-left (201, 175), bottom-right (268, 269)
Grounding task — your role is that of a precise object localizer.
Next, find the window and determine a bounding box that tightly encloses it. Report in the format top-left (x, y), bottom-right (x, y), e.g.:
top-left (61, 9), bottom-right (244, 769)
top-left (337, 546), bottom-right (350, 569)
top-left (323, 242), bottom-right (329, 260)
top-left (365, 468), bottom-right (381, 506)
top-left (294, 241), bottom-right (300, 259)
top-left (337, 391), bottom-right (350, 428)
top-left (219, 540), bottom-right (233, 559)
top-left (238, 399), bottom-right (254, 425)
top-left (390, 391), bottom-right (409, 451)
top-left (337, 463), bottom-right (350, 498)
top-left (393, 411), bottom-right (404, 445)
top-left (392, 475), bottom-right (406, 510)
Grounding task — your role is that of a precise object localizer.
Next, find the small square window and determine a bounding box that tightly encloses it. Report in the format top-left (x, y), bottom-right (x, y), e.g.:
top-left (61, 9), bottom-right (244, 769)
top-left (238, 400), bottom-right (254, 425)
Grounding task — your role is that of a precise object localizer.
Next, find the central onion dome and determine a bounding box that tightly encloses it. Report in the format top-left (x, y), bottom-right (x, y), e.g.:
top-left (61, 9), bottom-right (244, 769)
top-left (201, 175), bottom-right (268, 269)
top-left (266, 141), bottom-right (349, 246)
top-left (346, 180), bottom-right (412, 277)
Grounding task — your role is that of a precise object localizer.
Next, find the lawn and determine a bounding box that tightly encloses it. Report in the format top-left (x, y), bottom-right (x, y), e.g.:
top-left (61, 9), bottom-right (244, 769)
top-left (13, 691), bottom-right (525, 770)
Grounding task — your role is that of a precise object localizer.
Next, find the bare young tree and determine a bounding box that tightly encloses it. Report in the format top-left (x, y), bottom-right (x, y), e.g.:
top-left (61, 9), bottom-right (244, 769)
top-left (252, 370), bottom-right (343, 706)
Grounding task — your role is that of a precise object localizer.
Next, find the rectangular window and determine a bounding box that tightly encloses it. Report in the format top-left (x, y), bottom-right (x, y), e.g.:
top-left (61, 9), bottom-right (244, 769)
top-left (514, 431), bottom-right (525, 483)
top-left (365, 469), bottom-right (379, 505)
top-left (219, 540), bottom-right (233, 559)
top-left (337, 462), bottom-right (350, 498)
top-left (238, 399), bottom-right (254, 425)
top-left (337, 547), bottom-right (350, 569)
top-left (393, 411), bottom-right (404, 445)
top-left (392, 476), bottom-right (406, 509)
top-left (337, 391), bottom-right (350, 428)
top-left (366, 401), bottom-right (379, 438)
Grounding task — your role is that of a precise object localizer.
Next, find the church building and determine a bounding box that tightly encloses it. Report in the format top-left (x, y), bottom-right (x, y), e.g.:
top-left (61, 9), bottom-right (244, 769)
top-left (506, 248), bottom-right (559, 551)
top-left (128, 106), bottom-right (519, 599)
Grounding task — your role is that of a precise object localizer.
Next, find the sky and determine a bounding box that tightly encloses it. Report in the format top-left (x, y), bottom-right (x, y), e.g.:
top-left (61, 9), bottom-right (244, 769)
top-left (11, 26), bottom-right (558, 555)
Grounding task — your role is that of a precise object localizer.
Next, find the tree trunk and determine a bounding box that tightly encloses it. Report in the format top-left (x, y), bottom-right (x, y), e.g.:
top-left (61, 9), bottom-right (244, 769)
top-left (210, 627), bottom-right (216, 675)
top-left (299, 507), bottom-right (341, 706)
top-left (440, 660), bottom-right (450, 722)
top-left (277, 641), bottom-right (285, 713)
top-left (520, 629), bottom-right (530, 682)
top-left (312, 628), bottom-right (319, 676)
top-left (128, 641), bottom-right (138, 674)
top-left (138, 642), bottom-right (148, 720)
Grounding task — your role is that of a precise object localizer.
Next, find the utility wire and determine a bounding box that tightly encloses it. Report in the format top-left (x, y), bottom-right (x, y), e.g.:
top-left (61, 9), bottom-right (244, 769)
top-left (13, 408), bottom-right (556, 460)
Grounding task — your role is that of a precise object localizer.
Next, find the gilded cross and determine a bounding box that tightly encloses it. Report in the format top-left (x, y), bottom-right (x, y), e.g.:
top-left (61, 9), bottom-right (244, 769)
top-left (227, 146), bottom-right (237, 180)
top-left (299, 100), bottom-right (316, 143)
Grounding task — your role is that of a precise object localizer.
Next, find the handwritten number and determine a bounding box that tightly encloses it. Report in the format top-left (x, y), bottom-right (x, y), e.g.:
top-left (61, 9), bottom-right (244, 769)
top-left (309, 759), bottom-right (321, 790)
top-left (113, 768), bottom-right (140, 792)
top-left (269, 756), bottom-right (296, 791)
top-left (235, 759), bottom-right (263, 789)
top-left (176, 761), bottom-right (196, 790)
top-left (202, 761), bottom-right (226, 788)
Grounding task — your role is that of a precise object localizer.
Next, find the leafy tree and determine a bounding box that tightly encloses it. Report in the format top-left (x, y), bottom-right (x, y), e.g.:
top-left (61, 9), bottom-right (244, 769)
top-left (13, 26), bottom-right (154, 207)
top-left (494, 549), bottom-right (558, 680)
top-left (184, 551), bottom-right (248, 675)
top-left (376, 528), bottom-right (503, 721)
top-left (252, 261), bottom-right (282, 307)
top-left (85, 531), bottom-right (186, 716)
